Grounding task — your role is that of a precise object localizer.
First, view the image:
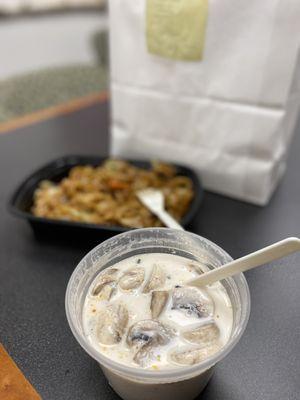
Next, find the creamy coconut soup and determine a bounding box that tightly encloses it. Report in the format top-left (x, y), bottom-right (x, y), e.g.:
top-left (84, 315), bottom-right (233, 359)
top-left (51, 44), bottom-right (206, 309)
top-left (83, 253), bottom-right (233, 370)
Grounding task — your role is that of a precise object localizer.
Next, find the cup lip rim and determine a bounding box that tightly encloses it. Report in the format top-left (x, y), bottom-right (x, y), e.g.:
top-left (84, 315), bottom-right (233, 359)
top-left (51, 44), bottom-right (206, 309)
top-left (65, 228), bottom-right (251, 381)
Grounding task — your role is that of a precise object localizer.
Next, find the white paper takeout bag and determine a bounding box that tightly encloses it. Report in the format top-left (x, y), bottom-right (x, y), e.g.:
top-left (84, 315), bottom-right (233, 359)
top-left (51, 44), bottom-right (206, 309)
top-left (109, 0), bottom-right (300, 205)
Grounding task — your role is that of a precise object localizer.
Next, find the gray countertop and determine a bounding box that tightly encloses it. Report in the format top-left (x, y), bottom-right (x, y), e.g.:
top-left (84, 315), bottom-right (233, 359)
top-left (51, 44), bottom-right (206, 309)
top-left (0, 102), bottom-right (299, 399)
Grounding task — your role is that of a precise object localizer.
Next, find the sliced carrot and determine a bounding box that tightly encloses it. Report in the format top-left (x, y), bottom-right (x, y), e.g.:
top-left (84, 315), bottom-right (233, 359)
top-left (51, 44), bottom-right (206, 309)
top-left (107, 180), bottom-right (129, 190)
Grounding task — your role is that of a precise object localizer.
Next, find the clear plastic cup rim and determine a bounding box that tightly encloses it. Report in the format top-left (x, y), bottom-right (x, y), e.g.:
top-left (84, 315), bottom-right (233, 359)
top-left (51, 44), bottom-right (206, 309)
top-left (65, 228), bottom-right (251, 383)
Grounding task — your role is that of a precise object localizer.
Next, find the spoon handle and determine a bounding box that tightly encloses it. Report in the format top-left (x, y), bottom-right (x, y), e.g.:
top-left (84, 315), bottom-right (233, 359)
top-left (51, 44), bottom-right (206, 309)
top-left (154, 208), bottom-right (184, 230)
top-left (190, 237), bottom-right (300, 287)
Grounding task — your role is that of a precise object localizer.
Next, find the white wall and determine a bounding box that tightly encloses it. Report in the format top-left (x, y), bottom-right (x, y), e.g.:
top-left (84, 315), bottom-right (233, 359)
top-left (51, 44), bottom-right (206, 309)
top-left (0, 11), bottom-right (108, 80)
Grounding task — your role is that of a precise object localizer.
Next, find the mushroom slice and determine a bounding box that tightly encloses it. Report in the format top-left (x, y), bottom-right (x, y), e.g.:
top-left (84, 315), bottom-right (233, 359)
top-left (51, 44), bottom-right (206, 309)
top-left (182, 322), bottom-right (219, 345)
top-left (133, 342), bottom-right (155, 367)
top-left (119, 267), bottom-right (145, 290)
top-left (94, 284), bottom-right (116, 301)
top-left (97, 303), bottom-right (128, 345)
top-left (170, 344), bottom-right (220, 366)
top-left (151, 291), bottom-right (169, 318)
top-left (127, 320), bottom-right (173, 347)
top-left (172, 286), bottom-right (214, 318)
top-left (143, 264), bottom-right (166, 293)
top-left (92, 268), bottom-right (118, 300)
top-left (127, 320), bottom-right (175, 367)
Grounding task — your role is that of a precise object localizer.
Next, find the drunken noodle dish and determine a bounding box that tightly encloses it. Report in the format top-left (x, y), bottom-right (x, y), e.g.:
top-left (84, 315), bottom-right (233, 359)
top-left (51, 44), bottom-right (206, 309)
top-left (32, 160), bottom-right (194, 228)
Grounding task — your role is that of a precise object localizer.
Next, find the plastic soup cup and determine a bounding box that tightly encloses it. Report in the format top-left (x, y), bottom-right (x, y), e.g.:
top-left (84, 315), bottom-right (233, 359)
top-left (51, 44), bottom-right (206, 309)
top-left (66, 228), bottom-right (250, 400)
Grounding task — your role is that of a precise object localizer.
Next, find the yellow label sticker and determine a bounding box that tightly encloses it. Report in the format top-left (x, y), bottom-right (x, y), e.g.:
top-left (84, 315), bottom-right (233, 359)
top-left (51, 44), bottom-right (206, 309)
top-left (146, 0), bottom-right (208, 61)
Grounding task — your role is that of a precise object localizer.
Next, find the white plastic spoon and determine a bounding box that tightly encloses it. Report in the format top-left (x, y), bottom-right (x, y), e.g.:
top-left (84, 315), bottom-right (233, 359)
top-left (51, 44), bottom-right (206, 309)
top-left (135, 192), bottom-right (300, 287)
top-left (189, 237), bottom-right (300, 287)
top-left (136, 188), bottom-right (183, 230)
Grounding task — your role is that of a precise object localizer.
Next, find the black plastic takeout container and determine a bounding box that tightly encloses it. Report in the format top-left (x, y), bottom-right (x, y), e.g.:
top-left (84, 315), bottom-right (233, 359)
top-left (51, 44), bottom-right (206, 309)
top-left (8, 155), bottom-right (203, 243)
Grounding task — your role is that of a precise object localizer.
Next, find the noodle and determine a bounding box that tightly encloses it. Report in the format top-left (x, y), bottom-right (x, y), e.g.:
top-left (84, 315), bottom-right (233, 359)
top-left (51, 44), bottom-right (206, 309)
top-left (31, 160), bottom-right (194, 228)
